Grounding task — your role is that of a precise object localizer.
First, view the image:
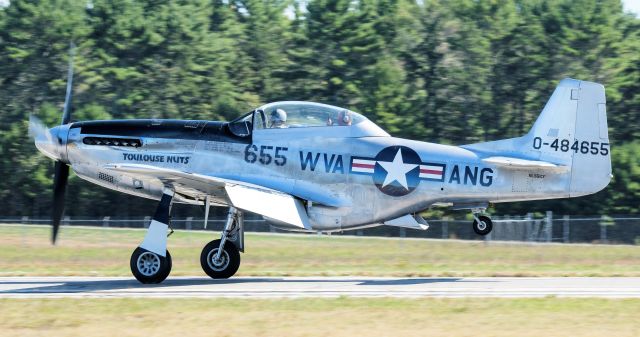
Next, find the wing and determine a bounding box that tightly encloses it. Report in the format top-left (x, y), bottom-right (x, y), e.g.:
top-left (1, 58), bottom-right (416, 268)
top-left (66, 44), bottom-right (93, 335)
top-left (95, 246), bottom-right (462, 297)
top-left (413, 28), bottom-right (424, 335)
top-left (105, 163), bottom-right (312, 230)
top-left (482, 156), bottom-right (569, 172)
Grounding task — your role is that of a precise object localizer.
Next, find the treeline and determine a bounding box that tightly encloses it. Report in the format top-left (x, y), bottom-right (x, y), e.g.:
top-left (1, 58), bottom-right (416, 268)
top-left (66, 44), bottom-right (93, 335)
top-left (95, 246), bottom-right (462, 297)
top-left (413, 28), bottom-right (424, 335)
top-left (0, 0), bottom-right (639, 218)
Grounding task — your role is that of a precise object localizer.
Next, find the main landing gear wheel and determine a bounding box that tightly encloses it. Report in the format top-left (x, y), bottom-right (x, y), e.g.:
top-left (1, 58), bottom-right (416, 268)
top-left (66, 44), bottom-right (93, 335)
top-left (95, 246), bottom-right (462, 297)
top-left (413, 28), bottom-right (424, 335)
top-left (200, 239), bottom-right (240, 279)
top-left (130, 247), bottom-right (172, 284)
top-left (472, 215), bottom-right (493, 236)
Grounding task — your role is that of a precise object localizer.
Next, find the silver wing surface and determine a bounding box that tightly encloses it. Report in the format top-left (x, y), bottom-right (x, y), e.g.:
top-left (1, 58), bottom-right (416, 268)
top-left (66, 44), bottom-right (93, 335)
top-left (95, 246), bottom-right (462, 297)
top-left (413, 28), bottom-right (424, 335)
top-left (104, 163), bottom-right (312, 230)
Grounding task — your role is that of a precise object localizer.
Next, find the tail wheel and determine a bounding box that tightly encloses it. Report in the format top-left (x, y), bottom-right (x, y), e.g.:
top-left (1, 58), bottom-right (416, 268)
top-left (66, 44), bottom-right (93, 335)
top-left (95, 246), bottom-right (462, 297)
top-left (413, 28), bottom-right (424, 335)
top-left (200, 239), bottom-right (240, 279)
top-left (473, 215), bottom-right (493, 236)
top-left (130, 247), bottom-right (172, 284)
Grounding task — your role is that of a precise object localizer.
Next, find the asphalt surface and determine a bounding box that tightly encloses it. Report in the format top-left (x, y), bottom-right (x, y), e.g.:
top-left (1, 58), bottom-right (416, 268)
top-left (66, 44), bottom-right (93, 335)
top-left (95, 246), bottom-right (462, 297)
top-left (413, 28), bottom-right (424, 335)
top-left (0, 276), bottom-right (639, 298)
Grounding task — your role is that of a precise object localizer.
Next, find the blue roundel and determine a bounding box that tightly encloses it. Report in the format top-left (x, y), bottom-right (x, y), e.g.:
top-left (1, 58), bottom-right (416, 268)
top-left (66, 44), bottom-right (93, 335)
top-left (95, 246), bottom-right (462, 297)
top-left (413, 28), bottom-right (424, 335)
top-left (373, 146), bottom-right (422, 197)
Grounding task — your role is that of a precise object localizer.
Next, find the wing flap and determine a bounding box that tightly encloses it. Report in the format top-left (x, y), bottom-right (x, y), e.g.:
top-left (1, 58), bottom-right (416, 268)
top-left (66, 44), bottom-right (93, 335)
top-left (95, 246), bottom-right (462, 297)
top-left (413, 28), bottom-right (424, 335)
top-left (482, 156), bottom-right (569, 172)
top-left (225, 185), bottom-right (311, 230)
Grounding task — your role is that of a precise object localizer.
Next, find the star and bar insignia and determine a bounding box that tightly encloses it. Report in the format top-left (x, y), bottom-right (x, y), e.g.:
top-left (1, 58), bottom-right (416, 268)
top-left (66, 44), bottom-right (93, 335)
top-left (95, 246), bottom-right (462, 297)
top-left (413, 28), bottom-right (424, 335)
top-left (350, 146), bottom-right (446, 197)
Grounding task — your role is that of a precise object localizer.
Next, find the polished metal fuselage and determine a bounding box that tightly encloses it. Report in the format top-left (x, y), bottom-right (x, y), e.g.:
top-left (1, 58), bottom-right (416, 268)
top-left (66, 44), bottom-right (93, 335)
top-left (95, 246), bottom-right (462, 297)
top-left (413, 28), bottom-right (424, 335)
top-left (59, 120), bottom-right (573, 232)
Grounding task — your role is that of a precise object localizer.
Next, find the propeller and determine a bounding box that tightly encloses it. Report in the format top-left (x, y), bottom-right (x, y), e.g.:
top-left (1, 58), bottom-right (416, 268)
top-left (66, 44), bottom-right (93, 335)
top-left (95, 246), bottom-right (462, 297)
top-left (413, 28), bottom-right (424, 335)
top-left (52, 162), bottom-right (69, 243)
top-left (28, 116), bottom-right (54, 145)
top-left (51, 42), bottom-right (76, 244)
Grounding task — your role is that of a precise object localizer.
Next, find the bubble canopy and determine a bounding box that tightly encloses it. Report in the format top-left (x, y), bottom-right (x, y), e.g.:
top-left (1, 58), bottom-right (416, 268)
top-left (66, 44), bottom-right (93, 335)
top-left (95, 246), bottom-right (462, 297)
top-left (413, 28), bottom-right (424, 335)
top-left (228, 101), bottom-right (389, 138)
top-left (257, 101), bottom-right (368, 128)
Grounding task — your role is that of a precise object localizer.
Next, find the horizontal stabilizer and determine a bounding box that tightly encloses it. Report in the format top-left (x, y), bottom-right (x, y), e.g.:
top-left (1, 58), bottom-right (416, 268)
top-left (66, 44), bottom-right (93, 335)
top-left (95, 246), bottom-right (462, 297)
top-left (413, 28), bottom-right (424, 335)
top-left (384, 214), bottom-right (429, 230)
top-left (482, 156), bottom-right (569, 172)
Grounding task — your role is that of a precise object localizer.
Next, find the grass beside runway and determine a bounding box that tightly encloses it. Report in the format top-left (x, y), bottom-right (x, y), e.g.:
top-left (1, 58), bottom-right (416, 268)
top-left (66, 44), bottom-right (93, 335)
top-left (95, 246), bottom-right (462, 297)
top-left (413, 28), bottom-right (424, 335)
top-left (1, 297), bottom-right (640, 337)
top-left (1, 224), bottom-right (639, 277)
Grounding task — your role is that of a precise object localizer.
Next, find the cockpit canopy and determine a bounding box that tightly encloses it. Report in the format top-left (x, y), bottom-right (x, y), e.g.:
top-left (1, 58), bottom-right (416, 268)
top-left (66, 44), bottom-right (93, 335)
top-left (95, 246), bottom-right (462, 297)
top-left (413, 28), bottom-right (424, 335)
top-left (255, 102), bottom-right (367, 128)
top-left (228, 101), bottom-right (389, 138)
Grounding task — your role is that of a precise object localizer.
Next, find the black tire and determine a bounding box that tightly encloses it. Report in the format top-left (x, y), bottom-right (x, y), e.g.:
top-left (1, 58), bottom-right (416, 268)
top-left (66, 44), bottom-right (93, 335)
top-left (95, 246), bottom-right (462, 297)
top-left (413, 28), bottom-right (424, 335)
top-left (472, 215), bottom-right (493, 236)
top-left (200, 239), bottom-right (240, 279)
top-left (130, 247), bottom-right (172, 284)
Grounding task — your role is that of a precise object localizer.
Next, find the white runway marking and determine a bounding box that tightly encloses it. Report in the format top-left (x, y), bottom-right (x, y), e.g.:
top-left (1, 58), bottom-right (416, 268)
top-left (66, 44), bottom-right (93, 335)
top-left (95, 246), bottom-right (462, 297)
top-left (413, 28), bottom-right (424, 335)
top-left (1, 277), bottom-right (640, 298)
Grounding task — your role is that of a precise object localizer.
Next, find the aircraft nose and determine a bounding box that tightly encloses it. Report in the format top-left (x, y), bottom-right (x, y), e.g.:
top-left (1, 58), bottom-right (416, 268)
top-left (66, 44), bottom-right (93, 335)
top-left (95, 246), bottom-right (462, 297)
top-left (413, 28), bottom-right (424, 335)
top-left (34, 125), bottom-right (70, 163)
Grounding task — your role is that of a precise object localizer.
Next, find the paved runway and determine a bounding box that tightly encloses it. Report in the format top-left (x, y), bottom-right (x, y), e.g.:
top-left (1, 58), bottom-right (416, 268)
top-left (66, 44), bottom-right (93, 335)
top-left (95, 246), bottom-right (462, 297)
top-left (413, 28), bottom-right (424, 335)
top-left (1, 276), bottom-right (639, 298)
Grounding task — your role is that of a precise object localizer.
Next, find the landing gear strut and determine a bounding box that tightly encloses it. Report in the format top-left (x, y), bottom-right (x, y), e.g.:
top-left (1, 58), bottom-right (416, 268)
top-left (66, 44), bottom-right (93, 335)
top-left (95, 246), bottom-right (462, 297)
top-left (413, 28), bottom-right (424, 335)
top-left (472, 211), bottom-right (493, 236)
top-left (200, 207), bottom-right (242, 279)
top-left (130, 189), bottom-right (174, 284)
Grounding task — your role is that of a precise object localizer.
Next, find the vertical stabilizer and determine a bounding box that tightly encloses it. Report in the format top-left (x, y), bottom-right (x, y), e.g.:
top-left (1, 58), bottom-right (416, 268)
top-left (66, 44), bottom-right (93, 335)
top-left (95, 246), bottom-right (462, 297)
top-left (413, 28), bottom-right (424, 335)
top-left (526, 79), bottom-right (611, 196)
top-left (464, 78), bottom-right (612, 197)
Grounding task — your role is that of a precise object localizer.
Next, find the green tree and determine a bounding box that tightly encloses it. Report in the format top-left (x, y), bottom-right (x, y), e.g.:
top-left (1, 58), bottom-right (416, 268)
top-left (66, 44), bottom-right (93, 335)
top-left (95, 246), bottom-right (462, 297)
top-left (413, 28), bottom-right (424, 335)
top-left (0, 0), bottom-right (89, 216)
top-left (233, 0), bottom-right (291, 103)
top-left (302, 0), bottom-right (384, 108)
top-left (605, 14), bottom-right (640, 142)
top-left (85, 0), bottom-right (247, 120)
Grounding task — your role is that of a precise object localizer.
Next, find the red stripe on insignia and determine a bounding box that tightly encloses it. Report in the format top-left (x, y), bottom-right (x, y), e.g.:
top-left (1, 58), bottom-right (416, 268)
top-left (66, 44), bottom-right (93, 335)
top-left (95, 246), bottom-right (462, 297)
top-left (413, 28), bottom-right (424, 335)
top-left (420, 169), bottom-right (442, 175)
top-left (353, 163), bottom-right (375, 169)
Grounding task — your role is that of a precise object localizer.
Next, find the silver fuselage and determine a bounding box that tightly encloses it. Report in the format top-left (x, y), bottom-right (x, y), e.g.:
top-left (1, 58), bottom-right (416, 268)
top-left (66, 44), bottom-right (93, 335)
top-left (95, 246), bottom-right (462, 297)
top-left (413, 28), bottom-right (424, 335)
top-left (49, 119), bottom-right (572, 232)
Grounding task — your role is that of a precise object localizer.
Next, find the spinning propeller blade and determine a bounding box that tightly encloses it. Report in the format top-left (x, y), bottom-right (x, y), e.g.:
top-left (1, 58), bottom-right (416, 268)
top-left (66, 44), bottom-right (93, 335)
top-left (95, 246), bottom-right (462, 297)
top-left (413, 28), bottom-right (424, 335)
top-left (61, 43), bottom-right (75, 125)
top-left (28, 115), bottom-right (54, 145)
top-left (49, 42), bottom-right (75, 244)
top-left (52, 162), bottom-right (69, 243)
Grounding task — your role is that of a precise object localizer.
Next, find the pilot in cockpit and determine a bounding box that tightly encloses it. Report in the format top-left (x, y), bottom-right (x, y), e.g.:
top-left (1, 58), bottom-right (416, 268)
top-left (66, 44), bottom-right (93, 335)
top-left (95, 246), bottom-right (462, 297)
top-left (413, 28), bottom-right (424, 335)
top-left (326, 110), bottom-right (353, 126)
top-left (337, 110), bottom-right (352, 126)
top-left (269, 108), bottom-right (288, 128)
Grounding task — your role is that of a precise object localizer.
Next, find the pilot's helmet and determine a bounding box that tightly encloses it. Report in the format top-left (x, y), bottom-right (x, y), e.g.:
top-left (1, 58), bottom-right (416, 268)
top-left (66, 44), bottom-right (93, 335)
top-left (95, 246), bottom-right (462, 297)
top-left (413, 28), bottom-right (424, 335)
top-left (270, 108), bottom-right (287, 127)
top-left (337, 110), bottom-right (352, 126)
